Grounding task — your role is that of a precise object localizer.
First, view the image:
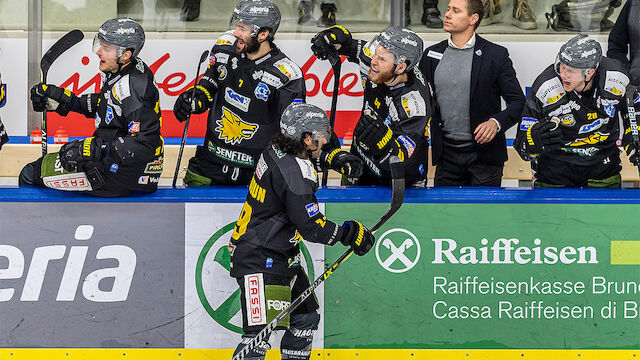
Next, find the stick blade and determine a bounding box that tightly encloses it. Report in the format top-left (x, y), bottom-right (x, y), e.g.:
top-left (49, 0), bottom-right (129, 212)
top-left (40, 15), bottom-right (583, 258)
top-left (41, 29), bottom-right (84, 73)
top-left (370, 155), bottom-right (405, 233)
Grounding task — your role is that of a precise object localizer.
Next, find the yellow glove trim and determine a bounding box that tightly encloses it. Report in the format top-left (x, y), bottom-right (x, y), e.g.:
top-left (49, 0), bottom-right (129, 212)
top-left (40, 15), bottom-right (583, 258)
top-left (526, 126), bottom-right (535, 146)
top-left (195, 85), bottom-right (212, 102)
top-left (82, 137), bottom-right (94, 157)
top-left (326, 148), bottom-right (343, 164)
top-left (376, 127), bottom-right (393, 150)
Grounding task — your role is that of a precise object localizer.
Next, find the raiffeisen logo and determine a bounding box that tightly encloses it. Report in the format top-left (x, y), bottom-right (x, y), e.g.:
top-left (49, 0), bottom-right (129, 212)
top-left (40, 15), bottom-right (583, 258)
top-left (196, 222), bottom-right (315, 333)
top-left (432, 238), bottom-right (598, 265)
top-left (0, 225), bottom-right (137, 302)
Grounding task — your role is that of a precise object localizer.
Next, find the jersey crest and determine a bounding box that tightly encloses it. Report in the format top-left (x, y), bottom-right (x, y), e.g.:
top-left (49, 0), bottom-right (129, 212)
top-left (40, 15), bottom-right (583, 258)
top-left (215, 106), bottom-right (259, 145)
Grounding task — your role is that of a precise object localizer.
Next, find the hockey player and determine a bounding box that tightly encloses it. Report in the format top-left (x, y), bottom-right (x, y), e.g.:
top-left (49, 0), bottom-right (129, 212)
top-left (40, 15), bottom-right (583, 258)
top-left (229, 102), bottom-right (375, 360)
top-left (311, 25), bottom-right (433, 186)
top-left (173, 0), bottom-right (362, 186)
top-left (514, 34), bottom-right (638, 187)
top-left (0, 70), bottom-right (8, 150)
top-left (20, 18), bottom-right (164, 197)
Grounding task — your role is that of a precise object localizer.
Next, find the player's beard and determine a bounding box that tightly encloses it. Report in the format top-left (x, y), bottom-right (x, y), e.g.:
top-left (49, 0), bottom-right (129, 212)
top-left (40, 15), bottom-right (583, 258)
top-left (244, 36), bottom-right (261, 55)
top-left (368, 67), bottom-right (395, 84)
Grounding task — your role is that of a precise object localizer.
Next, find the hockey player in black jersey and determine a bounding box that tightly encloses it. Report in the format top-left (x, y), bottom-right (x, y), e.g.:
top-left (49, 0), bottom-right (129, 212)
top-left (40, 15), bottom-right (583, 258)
top-left (229, 102), bottom-right (375, 360)
top-left (173, 0), bottom-right (361, 186)
top-left (514, 34), bottom-right (637, 187)
top-left (20, 18), bottom-right (163, 197)
top-left (311, 25), bottom-right (433, 186)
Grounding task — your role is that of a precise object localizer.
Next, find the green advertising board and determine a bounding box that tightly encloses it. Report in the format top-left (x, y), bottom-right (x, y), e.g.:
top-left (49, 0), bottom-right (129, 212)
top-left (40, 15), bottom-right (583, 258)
top-left (324, 203), bottom-right (640, 350)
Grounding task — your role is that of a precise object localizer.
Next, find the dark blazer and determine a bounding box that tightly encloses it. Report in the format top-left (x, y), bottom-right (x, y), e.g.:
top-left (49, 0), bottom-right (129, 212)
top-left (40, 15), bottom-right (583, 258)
top-left (418, 35), bottom-right (525, 165)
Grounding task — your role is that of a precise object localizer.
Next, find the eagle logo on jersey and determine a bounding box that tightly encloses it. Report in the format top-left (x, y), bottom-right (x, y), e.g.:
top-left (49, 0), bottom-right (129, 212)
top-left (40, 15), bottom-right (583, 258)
top-left (215, 107), bottom-right (259, 145)
top-left (568, 132), bottom-right (610, 146)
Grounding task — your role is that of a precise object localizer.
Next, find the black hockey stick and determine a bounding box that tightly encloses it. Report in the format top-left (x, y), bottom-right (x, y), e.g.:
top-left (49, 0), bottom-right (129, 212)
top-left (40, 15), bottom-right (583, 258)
top-left (173, 49), bottom-right (209, 188)
top-left (233, 155), bottom-right (405, 360)
top-left (321, 51), bottom-right (342, 187)
top-left (40, 29), bottom-right (84, 157)
top-left (626, 83), bottom-right (640, 174)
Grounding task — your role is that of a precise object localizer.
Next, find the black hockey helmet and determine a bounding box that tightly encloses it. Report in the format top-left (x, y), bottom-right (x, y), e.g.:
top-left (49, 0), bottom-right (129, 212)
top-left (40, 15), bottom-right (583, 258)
top-left (230, 0), bottom-right (281, 40)
top-left (363, 26), bottom-right (423, 73)
top-left (555, 34), bottom-right (602, 75)
top-left (280, 102), bottom-right (330, 142)
top-left (93, 18), bottom-right (145, 59)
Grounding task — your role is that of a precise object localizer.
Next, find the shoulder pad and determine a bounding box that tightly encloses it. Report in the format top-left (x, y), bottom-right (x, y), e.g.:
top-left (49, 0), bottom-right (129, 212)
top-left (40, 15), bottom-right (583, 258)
top-left (272, 57), bottom-right (303, 82)
top-left (212, 31), bottom-right (237, 54)
top-left (399, 90), bottom-right (427, 118)
top-left (601, 70), bottom-right (629, 98)
top-left (535, 76), bottom-right (566, 108)
top-left (269, 147), bottom-right (317, 194)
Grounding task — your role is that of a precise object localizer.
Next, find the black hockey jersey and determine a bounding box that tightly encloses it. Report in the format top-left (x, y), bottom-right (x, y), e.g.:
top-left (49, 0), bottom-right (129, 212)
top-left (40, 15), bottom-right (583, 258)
top-left (192, 31), bottom-right (306, 181)
top-left (229, 145), bottom-right (344, 278)
top-left (514, 57), bottom-right (630, 166)
top-left (75, 58), bottom-right (164, 192)
top-left (0, 71), bottom-right (8, 149)
top-left (346, 39), bottom-right (433, 185)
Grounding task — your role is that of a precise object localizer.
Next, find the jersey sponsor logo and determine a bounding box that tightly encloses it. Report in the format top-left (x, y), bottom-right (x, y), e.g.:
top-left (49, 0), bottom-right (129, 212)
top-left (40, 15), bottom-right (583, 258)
top-left (549, 100), bottom-right (581, 117)
top-left (267, 299), bottom-right (291, 311)
top-left (231, 57), bottom-right (238, 70)
top-left (254, 82), bottom-right (270, 101)
top-left (255, 155), bottom-right (268, 179)
top-left (561, 146), bottom-right (599, 157)
top-left (224, 87), bottom-right (251, 112)
top-left (245, 273), bottom-right (267, 326)
top-left (252, 70), bottom-right (263, 80)
top-left (295, 157), bottom-right (318, 183)
top-left (536, 77), bottom-right (565, 107)
top-left (207, 141), bottom-right (255, 166)
top-left (568, 132), bottom-right (610, 146)
top-left (603, 104), bottom-right (615, 117)
top-left (43, 172), bottom-right (93, 191)
top-left (0, 83), bottom-right (6, 108)
top-left (401, 91), bottom-right (427, 118)
top-left (215, 107), bottom-right (259, 145)
top-left (135, 58), bottom-right (145, 73)
top-left (604, 70), bottom-right (629, 97)
top-left (111, 75), bottom-right (131, 103)
top-left (273, 59), bottom-right (302, 80)
top-left (217, 65), bottom-right (228, 81)
top-left (305, 203), bottom-right (320, 217)
top-left (215, 52), bottom-right (229, 65)
top-left (144, 157), bottom-right (164, 174)
top-left (579, 117), bottom-right (609, 134)
top-left (397, 135), bottom-right (416, 157)
top-left (520, 117), bottom-right (538, 131)
top-left (128, 121), bottom-right (140, 134)
top-left (105, 105), bottom-right (114, 124)
top-left (216, 33), bottom-right (235, 46)
top-left (261, 72), bottom-right (283, 88)
top-left (208, 51), bottom-right (216, 66)
top-left (138, 175), bottom-right (149, 185)
top-left (94, 113), bottom-right (101, 128)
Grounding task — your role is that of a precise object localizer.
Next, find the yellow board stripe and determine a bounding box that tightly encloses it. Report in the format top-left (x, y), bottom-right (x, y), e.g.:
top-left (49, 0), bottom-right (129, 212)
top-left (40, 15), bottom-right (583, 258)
top-left (611, 241), bottom-right (640, 264)
top-left (1, 349), bottom-right (639, 359)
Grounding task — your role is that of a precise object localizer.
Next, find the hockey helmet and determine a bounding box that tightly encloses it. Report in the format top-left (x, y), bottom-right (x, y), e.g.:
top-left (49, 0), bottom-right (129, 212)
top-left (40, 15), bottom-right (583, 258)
top-left (230, 0), bottom-right (281, 39)
top-left (93, 18), bottom-right (145, 59)
top-left (280, 102), bottom-right (330, 142)
top-left (363, 26), bottom-right (423, 73)
top-left (555, 34), bottom-right (602, 75)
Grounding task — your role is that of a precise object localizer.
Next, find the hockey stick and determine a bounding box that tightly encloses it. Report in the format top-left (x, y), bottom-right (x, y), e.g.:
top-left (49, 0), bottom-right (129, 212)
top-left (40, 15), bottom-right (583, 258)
top-left (172, 49), bottom-right (210, 188)
top-left (40, 29), bottom-right (84, 157)
top-left (233, 155), bottom-right (405, 360)
top-left (322, 51), bottom-right (342, 187)
top-left (626, 83), bottom-right (640, 174)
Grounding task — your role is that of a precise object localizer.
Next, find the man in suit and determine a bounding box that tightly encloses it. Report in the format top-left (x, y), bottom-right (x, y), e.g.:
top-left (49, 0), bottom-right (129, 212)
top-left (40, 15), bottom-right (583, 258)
top-left (419, 0), bottom-right (525, 186)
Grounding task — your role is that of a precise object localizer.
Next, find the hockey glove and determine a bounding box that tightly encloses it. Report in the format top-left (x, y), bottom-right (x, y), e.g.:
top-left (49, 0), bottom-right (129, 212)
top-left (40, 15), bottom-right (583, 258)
top-left (30, 84), bottom-right (75, 116)
top-left (320, 148), bottom-right (363, 178)
top-left (59, 137), bottom-right (104, 172)
top-left (524, 118), bottom-right (563, 154)
top-left (355, 110), bottom-right (401, 158)
top-left (311, 25), bottom-right (352, 60)
top-left (340, 220), bottom-right (375, 256)
top-left (173, 85), bottom-right (212, 122)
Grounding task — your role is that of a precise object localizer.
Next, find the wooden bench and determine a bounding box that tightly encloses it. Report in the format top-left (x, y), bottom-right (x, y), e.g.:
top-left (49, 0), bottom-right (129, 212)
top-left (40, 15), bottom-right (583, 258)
top-left (1, 144), bottom-right (638, 183)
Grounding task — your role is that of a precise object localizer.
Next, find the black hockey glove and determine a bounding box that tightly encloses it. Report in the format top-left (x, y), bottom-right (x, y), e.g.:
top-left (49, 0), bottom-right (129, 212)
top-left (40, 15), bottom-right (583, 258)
top-left (320, 148), bottom-right (363, 178)
top-left (59, 137), bottom-right (104, 172)
top-left (311, 25), bottom-right (352, 60)
top-left (30, 84), bottom-right (75, 116)
top-left (524, 118), bottom-right (563, 154)
top-left (173, 85), bottom-right (212, 122)
top-left (340, 220), bottom-right (375, 256)
top-left (355, 109), bottom-right (401, 158)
